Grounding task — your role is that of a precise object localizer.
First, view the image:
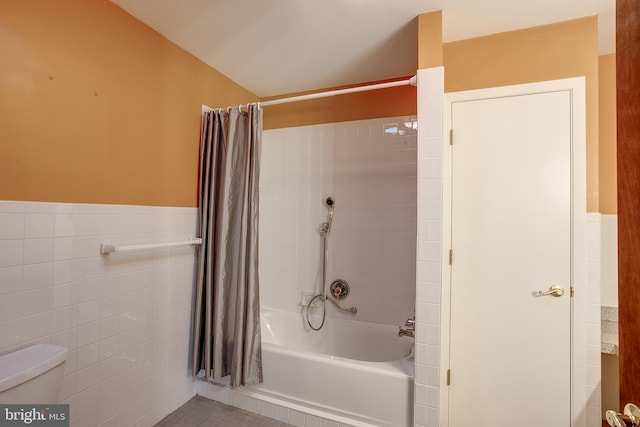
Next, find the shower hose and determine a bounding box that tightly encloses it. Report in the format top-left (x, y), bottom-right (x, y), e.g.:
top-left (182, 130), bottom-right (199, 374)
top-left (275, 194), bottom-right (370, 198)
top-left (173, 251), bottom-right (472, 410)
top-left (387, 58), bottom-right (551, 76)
top-left (306, 225), bottom-right (355, 330)
top-left (306, 226), bottom-right (330, 331)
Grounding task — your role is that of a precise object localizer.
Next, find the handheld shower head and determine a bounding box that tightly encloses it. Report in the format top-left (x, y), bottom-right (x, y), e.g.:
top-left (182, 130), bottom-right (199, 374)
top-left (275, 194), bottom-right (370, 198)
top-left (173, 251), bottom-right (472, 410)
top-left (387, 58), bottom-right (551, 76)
top-left (322, 196), bottom-right (335, 233)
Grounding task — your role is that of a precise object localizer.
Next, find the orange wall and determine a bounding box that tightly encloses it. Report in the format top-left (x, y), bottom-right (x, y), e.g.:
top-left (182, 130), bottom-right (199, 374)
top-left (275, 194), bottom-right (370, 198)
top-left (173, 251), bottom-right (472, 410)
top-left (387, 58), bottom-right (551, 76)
top-left (418, 11), bottom-right (443, 69)
top-left (599, 54), bottom-right (617, 214)
top-left (262, 79), bottom-right (417, 130)
top-left (0, 0), bottom-right (257, 207)
top-left (440, 17), bottom-right (600, 212)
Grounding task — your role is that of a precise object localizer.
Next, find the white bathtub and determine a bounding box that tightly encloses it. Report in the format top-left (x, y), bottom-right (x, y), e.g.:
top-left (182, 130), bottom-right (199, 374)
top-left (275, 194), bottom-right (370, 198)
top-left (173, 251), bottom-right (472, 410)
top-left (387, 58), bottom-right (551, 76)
top-left (245, 308), bottom-right (415, 427)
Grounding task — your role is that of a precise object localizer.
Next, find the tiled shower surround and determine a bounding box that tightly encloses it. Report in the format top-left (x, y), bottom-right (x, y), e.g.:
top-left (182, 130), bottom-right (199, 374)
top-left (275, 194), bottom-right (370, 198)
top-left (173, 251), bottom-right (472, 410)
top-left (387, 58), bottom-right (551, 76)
top-left (0, 201), bottom-right (197, 426)
top-left (260, 115), bottom-right (418, 326)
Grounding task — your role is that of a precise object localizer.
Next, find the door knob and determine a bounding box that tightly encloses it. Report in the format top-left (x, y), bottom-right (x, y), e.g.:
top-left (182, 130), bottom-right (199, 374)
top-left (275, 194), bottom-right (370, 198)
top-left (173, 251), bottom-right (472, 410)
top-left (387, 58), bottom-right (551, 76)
top-left (535, 285), bottom-right (564, 297)
top-left (605, 403), bottom-right (640, 426)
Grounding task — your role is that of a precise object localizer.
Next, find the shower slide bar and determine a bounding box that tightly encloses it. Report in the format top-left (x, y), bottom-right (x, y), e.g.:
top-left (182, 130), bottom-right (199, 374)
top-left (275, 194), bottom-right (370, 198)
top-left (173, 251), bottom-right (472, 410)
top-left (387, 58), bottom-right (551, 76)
top-left (100, 238), bottom-right (202, 255)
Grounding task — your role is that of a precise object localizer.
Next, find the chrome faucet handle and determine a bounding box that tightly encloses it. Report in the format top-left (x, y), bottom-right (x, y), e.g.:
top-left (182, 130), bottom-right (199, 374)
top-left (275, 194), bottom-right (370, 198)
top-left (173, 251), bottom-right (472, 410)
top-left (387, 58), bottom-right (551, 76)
top-left (398, 317), bottom-right (416, 338)
top-left (398, 325), bottom-right (415, 338)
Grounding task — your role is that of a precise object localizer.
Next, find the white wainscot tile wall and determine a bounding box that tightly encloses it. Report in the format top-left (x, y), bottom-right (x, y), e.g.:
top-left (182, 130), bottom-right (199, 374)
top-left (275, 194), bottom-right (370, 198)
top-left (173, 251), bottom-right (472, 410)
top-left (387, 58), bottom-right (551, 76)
top-left (0, 201), bottom-right (198, 426)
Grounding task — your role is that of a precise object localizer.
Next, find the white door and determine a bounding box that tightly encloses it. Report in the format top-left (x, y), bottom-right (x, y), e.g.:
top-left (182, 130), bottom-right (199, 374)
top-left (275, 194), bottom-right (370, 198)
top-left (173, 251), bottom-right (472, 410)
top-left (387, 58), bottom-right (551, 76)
top-left (447, 90), bottom-right (572, 426)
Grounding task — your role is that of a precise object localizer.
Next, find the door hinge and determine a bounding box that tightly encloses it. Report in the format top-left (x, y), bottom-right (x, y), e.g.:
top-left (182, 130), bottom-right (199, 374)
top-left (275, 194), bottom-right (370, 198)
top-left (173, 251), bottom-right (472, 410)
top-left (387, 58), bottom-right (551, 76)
top-left (448, 249), bottom-right (453, 265)
top-left (447, 369), bottom-right (451, 385)
top-left (449, 129), bottom-right (453, 145)
top-left (570, 286), bottom-right (574, 297)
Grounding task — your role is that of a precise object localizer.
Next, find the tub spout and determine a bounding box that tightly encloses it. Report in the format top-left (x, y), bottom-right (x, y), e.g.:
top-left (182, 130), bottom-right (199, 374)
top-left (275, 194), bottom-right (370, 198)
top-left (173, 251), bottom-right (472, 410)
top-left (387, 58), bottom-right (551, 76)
top-left (398, 317), bottom-right (415, 338)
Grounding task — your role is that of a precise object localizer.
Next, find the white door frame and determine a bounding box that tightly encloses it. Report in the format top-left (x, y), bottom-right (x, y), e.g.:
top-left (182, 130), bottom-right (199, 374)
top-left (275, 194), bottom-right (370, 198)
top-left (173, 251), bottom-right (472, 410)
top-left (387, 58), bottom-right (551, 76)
top-left (439, 77), bottom-right (588, 427)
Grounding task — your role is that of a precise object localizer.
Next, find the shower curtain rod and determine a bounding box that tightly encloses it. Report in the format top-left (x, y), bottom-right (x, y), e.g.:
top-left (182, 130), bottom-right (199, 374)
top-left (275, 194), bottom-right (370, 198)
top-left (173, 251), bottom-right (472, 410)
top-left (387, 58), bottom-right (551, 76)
top-left (203, 75), bottom-right (417, 112)
top-left (259, 75), bottom-right (417, 107)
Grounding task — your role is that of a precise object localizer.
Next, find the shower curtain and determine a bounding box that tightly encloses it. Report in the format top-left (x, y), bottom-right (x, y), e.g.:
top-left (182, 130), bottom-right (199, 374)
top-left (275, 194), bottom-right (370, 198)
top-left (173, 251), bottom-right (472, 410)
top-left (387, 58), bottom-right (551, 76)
top-left (191, 105), bottom-right (263, 387)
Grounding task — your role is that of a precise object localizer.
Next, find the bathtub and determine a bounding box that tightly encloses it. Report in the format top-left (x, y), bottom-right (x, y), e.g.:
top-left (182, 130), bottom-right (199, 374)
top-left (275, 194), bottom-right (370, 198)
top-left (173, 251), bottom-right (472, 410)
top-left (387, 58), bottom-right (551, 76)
top-left (245, 308), bottom-right (415, 427)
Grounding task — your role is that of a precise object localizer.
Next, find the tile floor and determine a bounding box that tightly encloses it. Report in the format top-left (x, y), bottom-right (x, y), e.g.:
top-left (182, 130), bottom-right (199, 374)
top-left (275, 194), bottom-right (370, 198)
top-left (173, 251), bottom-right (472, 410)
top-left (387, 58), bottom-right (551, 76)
top-left (155, 395), bottom-right (290, 427)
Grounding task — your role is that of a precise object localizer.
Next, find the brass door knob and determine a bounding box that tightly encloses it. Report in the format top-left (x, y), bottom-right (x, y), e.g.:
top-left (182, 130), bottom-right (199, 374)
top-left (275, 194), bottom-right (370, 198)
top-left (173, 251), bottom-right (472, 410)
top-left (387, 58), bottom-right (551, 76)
top-left (535, 285), bottom-right (564, 297)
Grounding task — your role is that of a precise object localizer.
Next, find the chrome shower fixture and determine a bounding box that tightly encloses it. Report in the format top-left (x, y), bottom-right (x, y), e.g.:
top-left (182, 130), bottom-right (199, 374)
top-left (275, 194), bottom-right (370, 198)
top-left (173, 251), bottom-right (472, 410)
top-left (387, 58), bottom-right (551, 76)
top-left (322, 196), bottom-right (335, 233)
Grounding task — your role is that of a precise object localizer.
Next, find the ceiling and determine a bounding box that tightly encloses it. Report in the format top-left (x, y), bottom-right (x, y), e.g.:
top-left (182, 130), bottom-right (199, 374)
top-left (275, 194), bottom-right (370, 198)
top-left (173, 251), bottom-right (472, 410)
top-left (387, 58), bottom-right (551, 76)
top-left (112, 0), bottom-right (615, 98)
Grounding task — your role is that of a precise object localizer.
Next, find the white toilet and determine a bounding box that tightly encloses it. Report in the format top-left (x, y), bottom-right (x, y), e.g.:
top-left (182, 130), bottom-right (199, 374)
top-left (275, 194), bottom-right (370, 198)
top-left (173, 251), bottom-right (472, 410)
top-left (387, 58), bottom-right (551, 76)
top-left (0, 344), bottom-right (68, 404)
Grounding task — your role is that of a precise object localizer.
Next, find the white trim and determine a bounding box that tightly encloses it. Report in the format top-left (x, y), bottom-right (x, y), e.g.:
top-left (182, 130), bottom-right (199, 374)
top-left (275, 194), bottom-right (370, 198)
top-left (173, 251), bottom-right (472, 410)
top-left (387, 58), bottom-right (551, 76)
top-left (439, 77), bottom-right (589, 427)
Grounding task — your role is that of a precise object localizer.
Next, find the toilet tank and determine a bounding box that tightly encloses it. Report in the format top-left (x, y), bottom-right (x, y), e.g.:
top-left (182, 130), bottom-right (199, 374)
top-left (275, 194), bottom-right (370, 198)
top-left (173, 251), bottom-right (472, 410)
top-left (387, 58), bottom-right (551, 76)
top-left (0, 344), bottom-right (68, 404)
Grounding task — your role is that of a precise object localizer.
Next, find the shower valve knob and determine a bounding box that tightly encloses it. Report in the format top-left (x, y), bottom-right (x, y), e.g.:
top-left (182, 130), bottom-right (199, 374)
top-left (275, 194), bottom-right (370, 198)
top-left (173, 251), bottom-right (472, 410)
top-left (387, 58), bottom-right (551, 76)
top-left (329, 279), bottom-right (350, 300)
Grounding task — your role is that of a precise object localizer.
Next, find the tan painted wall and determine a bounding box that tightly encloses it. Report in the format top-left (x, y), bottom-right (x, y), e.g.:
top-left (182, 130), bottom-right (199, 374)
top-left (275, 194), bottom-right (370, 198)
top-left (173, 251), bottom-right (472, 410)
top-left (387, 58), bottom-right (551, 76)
top-left (0, 0), bottom-right (257, 207)
top-left (599, 54), bottom-right (617, 214)
top-left (441, 17), bottom-right (600, 212)
top-left (418, 11), bottom-right (443, 69)
top-left (2, 3), bottom-right (610, 211)
top-left (262, 79), bottom-right (417, 130)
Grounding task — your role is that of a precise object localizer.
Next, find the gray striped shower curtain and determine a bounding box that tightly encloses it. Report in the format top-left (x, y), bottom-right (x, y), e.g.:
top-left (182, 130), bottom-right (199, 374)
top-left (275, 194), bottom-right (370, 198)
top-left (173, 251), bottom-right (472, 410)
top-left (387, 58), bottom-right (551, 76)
top-left (191, 105), bottom-right (263, 387)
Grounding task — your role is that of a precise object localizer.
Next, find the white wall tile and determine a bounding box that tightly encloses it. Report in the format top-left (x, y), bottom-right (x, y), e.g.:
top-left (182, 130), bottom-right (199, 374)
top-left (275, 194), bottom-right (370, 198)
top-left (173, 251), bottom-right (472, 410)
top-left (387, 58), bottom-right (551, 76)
top-left (52, 283), bottom-right (77, 309)
top-left (0, 214), bottom-right (25, 239)
top-left (0, 240), bottom-right (24, 268)
top-left (23, 238), bottom-right (54, 264)
top-left (274, 405), bottom-right (289, 423)
top-left (78, 214), bottom-right (104, 236)
top-left (22, 287), bottom-right (52, 316)
top-left (0, 319), bottom-right (21, 348)
top-left (289, 409), bottom-right (306, 427)
top-left (0, 266), bottom-right (23, 294)
top-left (306, 414), bottom-right (323, 427)
top-left (76, 343), bottom-right (100, 370)
top-left (21, 311), bottom-right (52, 341)
top-left (0, 293), bottom-right (21, 322)
top-left (59, 373), bottom-right (77, 401)
top-left (0, 201), bottom-right (197, 427)
top-left (416, 67), bottom-right (444, 425)
top-left (246, 396), bottom-right (261, 414)
top-left (52, 306), bottom-right (77, 333)
top-left (77, 321), bottom-right (100, 347)
top-left (73, 404), bottom-right (100, 427)
top-left (25, 214), bottom-right (54, 238)
top-left (259, 401), bottom-right (275, 418)
top-left (77, 299), bottom-right (100, 325)
top-left (54, 214), bottom-right (79, 237)
top-left (77, 364), bottom-right (102, 392)
top-left (53, 261), bottom-right (76, 286)
top-left (23, 262), bottom-right (53, 289)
